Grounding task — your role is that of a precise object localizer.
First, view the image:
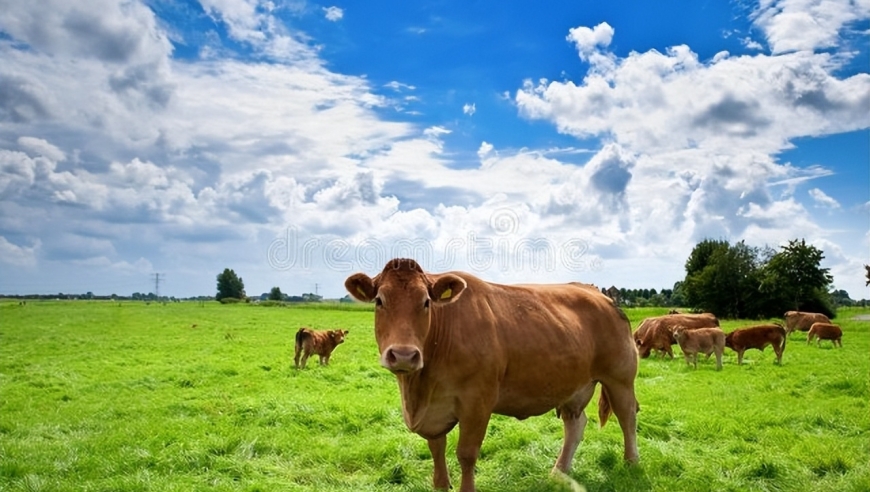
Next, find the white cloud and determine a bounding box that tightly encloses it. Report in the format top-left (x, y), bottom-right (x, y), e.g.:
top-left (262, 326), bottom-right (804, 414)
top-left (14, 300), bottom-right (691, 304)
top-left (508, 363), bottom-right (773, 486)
top-left (808, 187), bottom-right (840, 208)
top-left (752, 0), bottom-right (869, 54)
top-left (566, 22), bottom-right (614, 58)
top-left (384, 81), bottom-right (416, 91)
top-left (0, 236), bottom-right (39, 266)
top-left (477, 141), bottom-right (494, 159)
top-left (0, 1), bottom-right (867, 299)
top-left (742, 37), bottom-right (764, 51)
top-left (324, 6), bottom-right (344, 22)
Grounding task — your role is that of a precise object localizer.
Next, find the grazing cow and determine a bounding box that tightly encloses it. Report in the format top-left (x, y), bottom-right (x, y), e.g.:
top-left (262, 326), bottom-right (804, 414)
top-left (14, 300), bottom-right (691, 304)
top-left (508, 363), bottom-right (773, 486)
top-left (345, 259), bottom-right (639, 492)
top-left (784, 311), bottom-right (831, 335)
top-left (724, 324), bottom-right (787, 365)
top-left (807, 322), bottom-right (842, 347)
top-left (634, 313), bottom-right (720, 359)
top-left (294, 328), bottom-right (348, 369)
top-left (673, 326), bottom-right (726, 370)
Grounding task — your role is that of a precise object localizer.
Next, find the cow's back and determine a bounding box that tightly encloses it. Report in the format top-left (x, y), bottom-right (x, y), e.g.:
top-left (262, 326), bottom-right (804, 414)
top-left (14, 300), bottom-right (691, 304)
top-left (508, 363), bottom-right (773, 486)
top-left (430, 276), bottom-right (635, 419)
top-left (785, 311), bottom-right (831, 332)
top-left (809, 322), bottom-right (842, 339)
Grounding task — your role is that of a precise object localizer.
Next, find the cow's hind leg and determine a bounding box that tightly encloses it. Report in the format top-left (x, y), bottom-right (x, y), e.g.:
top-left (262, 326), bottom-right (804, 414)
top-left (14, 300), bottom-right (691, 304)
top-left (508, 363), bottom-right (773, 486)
top-left (299, 349), bottom-right (311, 369)
top-left (553, 382), bottom-right (596, 474)
top-left (600, 380), bottom-right (639, 463)
top-left (293, 344), bottom-right (302, 369)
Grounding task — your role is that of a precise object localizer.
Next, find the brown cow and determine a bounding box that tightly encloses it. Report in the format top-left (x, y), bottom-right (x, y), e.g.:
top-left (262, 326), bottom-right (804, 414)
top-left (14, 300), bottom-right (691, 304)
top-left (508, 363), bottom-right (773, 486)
top-left (724, 324), bottom-right (786, 365)
top-left (345, 259), bottom-right (639, 492)
top-left (807, 322), bottom-right (842, 347)
top-left (784, 311), bottom-right (831, 335)
top-left (634, 313), bottom-right (720, 358)
top-left (673, 326), bottom-right (725, 370)
top-left (294, 327), bottom-right (348, 369)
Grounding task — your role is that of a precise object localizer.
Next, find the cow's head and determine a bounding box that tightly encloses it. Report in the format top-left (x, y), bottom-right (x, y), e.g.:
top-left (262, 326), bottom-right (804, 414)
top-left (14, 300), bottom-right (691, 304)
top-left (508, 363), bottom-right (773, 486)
top-left (330, 329), bottom-right (349, 345)
top-left (345, 258), bottom-right (466, 375)
top-left (724, 331), bottom-right (734, 349)
top-left (636, 342), bottom-right (652, 359)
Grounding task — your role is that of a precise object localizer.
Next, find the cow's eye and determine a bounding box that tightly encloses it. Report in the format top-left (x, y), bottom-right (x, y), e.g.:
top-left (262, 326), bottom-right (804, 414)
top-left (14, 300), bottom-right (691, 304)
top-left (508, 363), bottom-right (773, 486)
top-left (375, 297), bottom-right (383, 308)
top-left (424, 299), bottom-right (430, 310)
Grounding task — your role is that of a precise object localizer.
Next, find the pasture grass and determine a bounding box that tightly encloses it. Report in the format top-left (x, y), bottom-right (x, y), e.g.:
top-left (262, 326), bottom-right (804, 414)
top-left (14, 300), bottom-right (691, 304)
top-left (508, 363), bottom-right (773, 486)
top-left (0, 301), bottom-right (868, 491)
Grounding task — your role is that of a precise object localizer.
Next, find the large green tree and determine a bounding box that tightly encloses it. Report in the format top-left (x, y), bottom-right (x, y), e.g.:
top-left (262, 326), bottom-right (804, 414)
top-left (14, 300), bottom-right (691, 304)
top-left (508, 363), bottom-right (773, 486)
top-left (268, 286), bottom-right (284, 301)
top-left (683, 240), bottom-right (764, 318)
top-left (683, 238), bottom-right (836, 319)
top-left (216, 268), bottom-right (245, 301)
top-left (760, 239), bottom-right (833, 316)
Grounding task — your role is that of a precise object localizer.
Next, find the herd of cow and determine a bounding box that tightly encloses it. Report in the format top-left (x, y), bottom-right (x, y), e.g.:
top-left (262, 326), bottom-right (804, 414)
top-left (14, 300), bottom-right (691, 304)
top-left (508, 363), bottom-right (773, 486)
top-left (288, 259), bottom-right (845, 492)
top-left (632, 310), bottom-right (843, 369)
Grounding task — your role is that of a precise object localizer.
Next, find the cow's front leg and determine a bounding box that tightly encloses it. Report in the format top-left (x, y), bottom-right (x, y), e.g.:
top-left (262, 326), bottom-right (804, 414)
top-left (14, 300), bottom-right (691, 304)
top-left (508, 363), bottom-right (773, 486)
top-left (456, 413), bottom-right (491, 492)
top-left (427, 435), bottom-right (450, 490)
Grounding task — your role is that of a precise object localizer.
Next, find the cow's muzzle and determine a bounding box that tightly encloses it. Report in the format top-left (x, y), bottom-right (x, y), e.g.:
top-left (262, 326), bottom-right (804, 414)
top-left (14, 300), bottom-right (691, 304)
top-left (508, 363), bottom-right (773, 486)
top-left (381, 345), bottom-right (423, 374)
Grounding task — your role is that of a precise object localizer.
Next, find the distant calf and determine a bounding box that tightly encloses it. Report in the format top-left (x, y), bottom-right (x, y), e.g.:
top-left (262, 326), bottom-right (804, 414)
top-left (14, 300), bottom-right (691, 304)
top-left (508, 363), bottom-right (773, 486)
top-left (294, 328), bottom-right (349, 369)
top-left (784, 311), bottom-right (831, 335)
top-left (807, 322), bottom-right (842, 347)
top-left (724, 324), bottom-right (787, 365)
top-left (673, 326), bottom-right (725, 370)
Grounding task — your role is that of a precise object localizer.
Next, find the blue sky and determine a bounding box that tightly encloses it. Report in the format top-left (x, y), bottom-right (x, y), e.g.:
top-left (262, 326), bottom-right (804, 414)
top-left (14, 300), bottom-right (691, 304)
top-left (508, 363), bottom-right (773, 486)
top-left (0, 0), bottom-right (868, 299)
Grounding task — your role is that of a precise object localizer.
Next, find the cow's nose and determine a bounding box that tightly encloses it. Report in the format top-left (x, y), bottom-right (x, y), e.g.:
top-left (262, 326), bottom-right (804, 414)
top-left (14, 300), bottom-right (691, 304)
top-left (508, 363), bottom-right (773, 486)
top-left (382, 345), bottom-right (423, 373)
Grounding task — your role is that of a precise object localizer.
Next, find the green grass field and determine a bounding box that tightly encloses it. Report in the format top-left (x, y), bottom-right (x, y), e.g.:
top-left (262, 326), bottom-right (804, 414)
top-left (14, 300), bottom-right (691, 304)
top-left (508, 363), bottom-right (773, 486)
top-left (1, 301), bottom-right (868, 492)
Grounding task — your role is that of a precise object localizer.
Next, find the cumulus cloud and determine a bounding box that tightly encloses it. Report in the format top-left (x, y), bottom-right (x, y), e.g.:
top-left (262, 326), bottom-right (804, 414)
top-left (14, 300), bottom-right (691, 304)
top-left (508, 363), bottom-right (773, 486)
top-left (567, 22), bottom-right (614, 59)
top-left (0, 236), bottom-right (39, 266)
top-left (324, 6), bottom-right (344, 22)
top-left (477, 141), bottom-right (494, 159)
top-left (751, 0), bottom-right (869, 54)
top-left (0, 0), bottom-right (867, 298)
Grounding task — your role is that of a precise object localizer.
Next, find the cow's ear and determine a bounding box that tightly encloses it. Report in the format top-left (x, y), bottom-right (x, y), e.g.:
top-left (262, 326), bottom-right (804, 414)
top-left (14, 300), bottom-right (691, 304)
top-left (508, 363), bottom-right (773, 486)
top-left (345, 273), bottom-right (376, 302)
top-left (430, 274), bottom-right (466, 304)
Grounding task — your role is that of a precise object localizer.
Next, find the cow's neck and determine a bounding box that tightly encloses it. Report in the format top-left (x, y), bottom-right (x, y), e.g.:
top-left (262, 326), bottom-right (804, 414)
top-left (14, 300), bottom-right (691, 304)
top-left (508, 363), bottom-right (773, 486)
top-left (394, 311), bottom-right (453, 433)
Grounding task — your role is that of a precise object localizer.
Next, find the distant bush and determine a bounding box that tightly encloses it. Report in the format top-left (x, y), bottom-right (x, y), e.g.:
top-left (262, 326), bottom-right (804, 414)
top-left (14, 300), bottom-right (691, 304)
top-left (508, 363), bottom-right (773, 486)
top-left (219, 297), bottom-right (242, 304)
top-left (257, 300), bottom-right (285, 307)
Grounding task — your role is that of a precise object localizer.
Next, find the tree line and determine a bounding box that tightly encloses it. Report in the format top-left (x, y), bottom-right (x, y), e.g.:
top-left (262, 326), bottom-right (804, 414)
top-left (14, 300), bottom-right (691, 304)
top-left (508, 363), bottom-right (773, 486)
top-left (215, 238), bottom-right (860, 316)
top-left (629, 238), bottom-right (857, 319)
top-left (215, 268), bottom-right (324, 304)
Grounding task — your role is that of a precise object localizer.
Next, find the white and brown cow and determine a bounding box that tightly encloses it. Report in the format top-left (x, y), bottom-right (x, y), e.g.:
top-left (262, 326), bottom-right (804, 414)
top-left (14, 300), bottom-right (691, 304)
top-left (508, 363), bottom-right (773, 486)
top-left (672, 326), bottom-right (726, 370)
top-left (807, 322), bottom-right (843, 347)
top-left (294, 327), bottom-right (348, 369)
top-left (345, 258), bottom-right (639, 492)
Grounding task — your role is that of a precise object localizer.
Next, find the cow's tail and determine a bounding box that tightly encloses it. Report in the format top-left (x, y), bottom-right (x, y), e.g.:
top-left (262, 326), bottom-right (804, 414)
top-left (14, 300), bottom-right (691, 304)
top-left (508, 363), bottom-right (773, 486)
top-left (295, 327), bottom-right (308, 351)
top-left (598, 383), bottom-right (640, 429)
top-left (598, 384), bottom-right (613, 428)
